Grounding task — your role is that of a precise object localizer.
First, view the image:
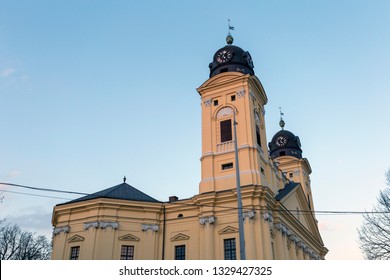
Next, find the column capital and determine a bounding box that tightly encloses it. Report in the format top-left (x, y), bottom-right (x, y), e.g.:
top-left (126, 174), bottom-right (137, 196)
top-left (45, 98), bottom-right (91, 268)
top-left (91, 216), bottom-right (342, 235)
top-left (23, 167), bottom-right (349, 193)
top-left (199, 216), bottom-right (216, 225)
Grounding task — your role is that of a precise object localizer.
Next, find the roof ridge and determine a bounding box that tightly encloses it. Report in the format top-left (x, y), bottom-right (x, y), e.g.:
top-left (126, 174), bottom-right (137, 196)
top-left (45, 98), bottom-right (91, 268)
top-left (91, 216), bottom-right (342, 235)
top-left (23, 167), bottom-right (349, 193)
top-left (57, 182), bottom-right (160, 206)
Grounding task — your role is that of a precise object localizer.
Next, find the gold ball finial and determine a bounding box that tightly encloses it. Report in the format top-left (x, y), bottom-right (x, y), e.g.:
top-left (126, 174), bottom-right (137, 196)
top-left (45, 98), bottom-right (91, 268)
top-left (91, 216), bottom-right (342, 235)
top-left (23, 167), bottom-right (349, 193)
top-left (279, 119), bottom-right (285, 129)
top-left (226, 34), bottom-right (234, 45)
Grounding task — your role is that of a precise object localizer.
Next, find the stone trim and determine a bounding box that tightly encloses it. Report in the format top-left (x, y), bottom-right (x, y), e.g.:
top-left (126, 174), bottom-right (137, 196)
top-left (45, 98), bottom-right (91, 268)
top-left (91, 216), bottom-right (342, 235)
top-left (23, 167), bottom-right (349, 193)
top-left (204, 98), bottom-right (212, 107)
top-left (243, 210), bottom-right (256, 220)
top-left (199, 216), bottom-right (216, 225)
top-left (83, 222), bottom-right (99, 230)
top-left (141, 224), bottom-right (159, 232)
top-left (274, 222), bottom-right (321, 260)
top-left (53, 226), bottom-right (70, 236)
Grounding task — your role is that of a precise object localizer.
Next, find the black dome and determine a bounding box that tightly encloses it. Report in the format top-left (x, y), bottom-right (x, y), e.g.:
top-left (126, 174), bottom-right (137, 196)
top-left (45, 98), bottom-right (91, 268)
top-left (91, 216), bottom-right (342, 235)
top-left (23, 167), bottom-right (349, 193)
top-left (209, 43), bottom-right (254, 78)
top-left (268, 129), bottom-right (302, 159)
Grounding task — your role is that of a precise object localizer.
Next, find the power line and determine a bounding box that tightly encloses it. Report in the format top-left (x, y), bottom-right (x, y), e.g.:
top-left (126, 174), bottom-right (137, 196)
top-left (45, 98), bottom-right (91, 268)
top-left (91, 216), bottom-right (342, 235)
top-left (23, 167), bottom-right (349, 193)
top-left (0, 182), bottom-right (88, 196)
top-left (1, 190), bottom-right (69, 200)
top-left (1, 181), bottom-right (389, 216)
top-left (166, 201), bottom-right (390, 216)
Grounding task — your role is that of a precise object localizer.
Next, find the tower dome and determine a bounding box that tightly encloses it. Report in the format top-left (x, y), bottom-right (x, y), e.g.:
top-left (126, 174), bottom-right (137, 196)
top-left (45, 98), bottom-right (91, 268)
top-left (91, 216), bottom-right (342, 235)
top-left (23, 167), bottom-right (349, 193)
top-left (209, 35), bottom-right (255, 78)
top-left (268, 129), bottom-right (302, 159)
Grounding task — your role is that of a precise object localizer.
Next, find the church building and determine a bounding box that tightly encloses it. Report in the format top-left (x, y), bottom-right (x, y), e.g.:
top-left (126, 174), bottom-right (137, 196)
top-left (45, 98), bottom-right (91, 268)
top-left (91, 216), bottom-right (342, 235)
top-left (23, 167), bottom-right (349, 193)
top-left (51, 33), bottom-right (328, 260)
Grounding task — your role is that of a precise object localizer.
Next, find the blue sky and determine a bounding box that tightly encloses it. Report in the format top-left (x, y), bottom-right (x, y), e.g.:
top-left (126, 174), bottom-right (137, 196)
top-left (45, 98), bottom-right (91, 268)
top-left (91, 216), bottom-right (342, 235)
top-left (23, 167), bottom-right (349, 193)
top-left (1, 1), bottom-right (389, 259)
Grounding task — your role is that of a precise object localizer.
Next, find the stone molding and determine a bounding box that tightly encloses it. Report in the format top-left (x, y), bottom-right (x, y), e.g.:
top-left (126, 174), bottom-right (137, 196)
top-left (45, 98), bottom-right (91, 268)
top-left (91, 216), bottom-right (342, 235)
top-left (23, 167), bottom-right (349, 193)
top-left (53, 226), bottom-right (70, 236)
top-left (204, 98), bottom-right (212, 107)
top-left (237, 88), bottom-right (246, 98)
top-left (263, 212), bottom-right (273, 223)
top-left (274, 222), bottom-right (320, 260)
top-left (100, 221), bottom-right (118, 229)
top-left (243, 210), bottom-right (256, 221)
top-left (141, 224), bottom-right (159, 232)
top-left (83, 221), bottom-right (118, 230)
top-left (216, 107), bottom-right (233, 119)
top-left (199, 216), bottom-right (216, 225)
top-left (83, 222), bottom-right (99, 230)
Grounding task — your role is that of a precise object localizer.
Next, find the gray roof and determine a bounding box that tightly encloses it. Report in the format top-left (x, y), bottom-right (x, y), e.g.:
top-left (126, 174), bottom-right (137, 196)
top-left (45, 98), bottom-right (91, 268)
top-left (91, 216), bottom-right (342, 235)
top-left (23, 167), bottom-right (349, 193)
top-left (275, 182), bottom-right (299, 201)
top-left (58, 182), bottom-right (160, 206)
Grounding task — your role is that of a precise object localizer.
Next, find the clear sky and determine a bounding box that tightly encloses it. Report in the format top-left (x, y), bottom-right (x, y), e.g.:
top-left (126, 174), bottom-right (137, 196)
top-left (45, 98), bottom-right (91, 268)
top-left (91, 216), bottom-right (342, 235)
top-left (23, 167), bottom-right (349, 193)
top-left (0, 1), bottom-right (389, 260)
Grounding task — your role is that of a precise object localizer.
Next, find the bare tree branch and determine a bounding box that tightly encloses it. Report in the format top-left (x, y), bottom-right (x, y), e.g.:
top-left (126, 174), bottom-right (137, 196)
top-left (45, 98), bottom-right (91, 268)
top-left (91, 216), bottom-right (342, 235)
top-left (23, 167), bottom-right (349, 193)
top-left (0, 221), bottom-right (51, 260)
top-left (358, 168), bottom-right (390, 260)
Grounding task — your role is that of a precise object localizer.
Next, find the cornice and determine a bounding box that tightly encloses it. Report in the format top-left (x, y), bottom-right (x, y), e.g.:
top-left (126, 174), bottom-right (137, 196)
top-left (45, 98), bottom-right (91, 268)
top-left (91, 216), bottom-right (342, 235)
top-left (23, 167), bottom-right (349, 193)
top-left (197, 72), bottom-right (250, 95)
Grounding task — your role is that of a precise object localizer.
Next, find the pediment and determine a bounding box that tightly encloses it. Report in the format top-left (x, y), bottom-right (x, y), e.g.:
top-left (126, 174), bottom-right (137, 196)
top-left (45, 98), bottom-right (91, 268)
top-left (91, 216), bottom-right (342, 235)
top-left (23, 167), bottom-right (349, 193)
top-left (278, 184), bottom-right (323, 243)
top-left (219, 225), bottom-right (238, 235)
top-left (198, 71), bottom-right (245, 90)
top-left (118, 233), bottom-right (140, 241)
top-left (170, 233), bottom-right (190, 242)
top-left (68, 234), bottom-right (84, 243)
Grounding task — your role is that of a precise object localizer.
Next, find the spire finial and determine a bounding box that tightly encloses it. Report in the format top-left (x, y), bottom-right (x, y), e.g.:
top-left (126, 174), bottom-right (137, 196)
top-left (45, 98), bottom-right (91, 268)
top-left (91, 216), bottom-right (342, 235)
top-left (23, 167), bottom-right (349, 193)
top-left (123, 176), bottom-right (126, 183)
top-left (226, 19), bottom-right (234, 45)
top-left (279, 107), bottom-right (285, 130)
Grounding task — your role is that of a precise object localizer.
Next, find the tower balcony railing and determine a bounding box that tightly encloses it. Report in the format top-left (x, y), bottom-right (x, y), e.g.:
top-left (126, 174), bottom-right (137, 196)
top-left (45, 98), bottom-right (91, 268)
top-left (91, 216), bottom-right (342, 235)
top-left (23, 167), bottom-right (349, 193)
top-left (216, 140), bottom-right (234, 153)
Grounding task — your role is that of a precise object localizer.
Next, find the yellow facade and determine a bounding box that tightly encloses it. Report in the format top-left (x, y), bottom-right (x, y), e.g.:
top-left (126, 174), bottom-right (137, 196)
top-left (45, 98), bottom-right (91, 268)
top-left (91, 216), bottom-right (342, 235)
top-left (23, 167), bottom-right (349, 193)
top-left (51, 38), bottom-right (328, 260)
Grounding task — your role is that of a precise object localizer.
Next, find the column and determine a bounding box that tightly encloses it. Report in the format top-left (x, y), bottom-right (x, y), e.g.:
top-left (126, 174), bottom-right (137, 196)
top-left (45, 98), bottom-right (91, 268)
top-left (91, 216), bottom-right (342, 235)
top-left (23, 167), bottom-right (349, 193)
top-left (261, 211), bottom-right (273, 259)
top-left (243, 211), bottom-right (256, 259)
top-left (200, 216), bottom-right (215, 259)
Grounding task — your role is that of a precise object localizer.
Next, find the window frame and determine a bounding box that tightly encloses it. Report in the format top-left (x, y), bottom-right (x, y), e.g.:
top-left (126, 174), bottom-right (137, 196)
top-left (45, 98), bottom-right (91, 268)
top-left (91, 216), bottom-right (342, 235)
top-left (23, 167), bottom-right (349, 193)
top-left (223, 238), bottom-right (237, 260)
top-left (220, 119), bottom-right (233, 143)
top-left (70, 246), bottom-right (80, 260)
top-left (256, 125), bottom-right (261, 147)
top-left (120, 245), bottom-right (135, 260)
top-left (175, 245), bottom-right (186, 260)
top-left (221, 162), bottom-right (233, 170)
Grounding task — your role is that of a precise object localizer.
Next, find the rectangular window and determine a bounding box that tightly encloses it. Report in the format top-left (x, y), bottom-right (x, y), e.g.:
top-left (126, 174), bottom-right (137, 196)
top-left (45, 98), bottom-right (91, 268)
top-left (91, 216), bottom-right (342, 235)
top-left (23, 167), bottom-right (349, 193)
top-left (120, 245), bottom-right (134, 260)
top-left (222, 162), bottom-right (233, 170)
top-left (175, 245), bottom-right (186, 260)
top-left (220, 120), bottom-right (232, 142)
top-left (231, 95), bottom-right (236, 102)
top-left (70, 246), bottom-right (80, 260)
top-left (224, 238), bottom-right (236, 260)
top-left (256, 125), bottom-right (261, 147)
top-left (213, 99), bottom-right (219, 106)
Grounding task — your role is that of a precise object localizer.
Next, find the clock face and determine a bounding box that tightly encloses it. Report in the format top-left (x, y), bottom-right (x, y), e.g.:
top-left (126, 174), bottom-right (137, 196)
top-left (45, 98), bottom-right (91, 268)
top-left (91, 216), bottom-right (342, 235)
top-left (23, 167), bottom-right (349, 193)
top-left (216, 49), bottom-right (232, 64)
top-left (276, 136), bottom-right (287, 147)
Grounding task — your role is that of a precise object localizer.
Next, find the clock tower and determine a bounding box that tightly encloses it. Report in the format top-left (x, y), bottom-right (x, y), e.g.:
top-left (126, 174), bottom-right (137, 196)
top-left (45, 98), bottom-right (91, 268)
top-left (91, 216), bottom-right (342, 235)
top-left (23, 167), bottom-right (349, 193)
top-left (268, 117), bottom-right (316, 211)
top-left (197, 35), bottom-right (270, 194)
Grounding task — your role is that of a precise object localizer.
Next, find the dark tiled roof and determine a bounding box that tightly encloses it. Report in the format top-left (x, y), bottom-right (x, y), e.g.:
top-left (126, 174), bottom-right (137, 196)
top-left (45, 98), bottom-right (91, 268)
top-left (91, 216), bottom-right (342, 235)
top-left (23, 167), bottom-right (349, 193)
top-left (59, 182), bottom-right (160, 205)
top-left (275, 182), bottom-right (299, 201)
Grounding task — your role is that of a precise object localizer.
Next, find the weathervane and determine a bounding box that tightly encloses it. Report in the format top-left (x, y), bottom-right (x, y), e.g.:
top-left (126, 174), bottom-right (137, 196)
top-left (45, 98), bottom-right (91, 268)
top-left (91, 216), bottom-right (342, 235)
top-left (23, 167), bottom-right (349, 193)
top-left (226, 19), bottom-right (234, 45)
top-left (228, 19), bottom-right (235, 34)
top-left (279, 107), bottom-right (285, 130)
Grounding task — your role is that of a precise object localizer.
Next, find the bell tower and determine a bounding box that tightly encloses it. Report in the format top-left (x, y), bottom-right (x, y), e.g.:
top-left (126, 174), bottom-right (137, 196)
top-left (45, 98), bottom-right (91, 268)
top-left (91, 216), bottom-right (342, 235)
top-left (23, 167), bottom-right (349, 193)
top-left (197, 34), bottom-right (270, 194)
top-left (268, 115), bottom-right (316, 211)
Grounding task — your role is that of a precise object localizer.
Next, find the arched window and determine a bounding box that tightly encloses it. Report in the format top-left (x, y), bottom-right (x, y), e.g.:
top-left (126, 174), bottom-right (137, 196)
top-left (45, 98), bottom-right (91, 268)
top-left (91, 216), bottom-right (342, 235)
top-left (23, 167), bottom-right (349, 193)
top-left (216, 107), bottom-right (234, 144)
top-left (220, 119), bottom-right (232, 142)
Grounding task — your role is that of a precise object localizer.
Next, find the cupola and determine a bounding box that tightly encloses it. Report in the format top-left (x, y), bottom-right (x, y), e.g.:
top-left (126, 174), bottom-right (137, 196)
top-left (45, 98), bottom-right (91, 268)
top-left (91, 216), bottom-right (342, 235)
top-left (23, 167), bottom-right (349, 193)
top-left (209, 34), bottom-right (255, 78)
top-left (268, 116), bottom-right (302, 159)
